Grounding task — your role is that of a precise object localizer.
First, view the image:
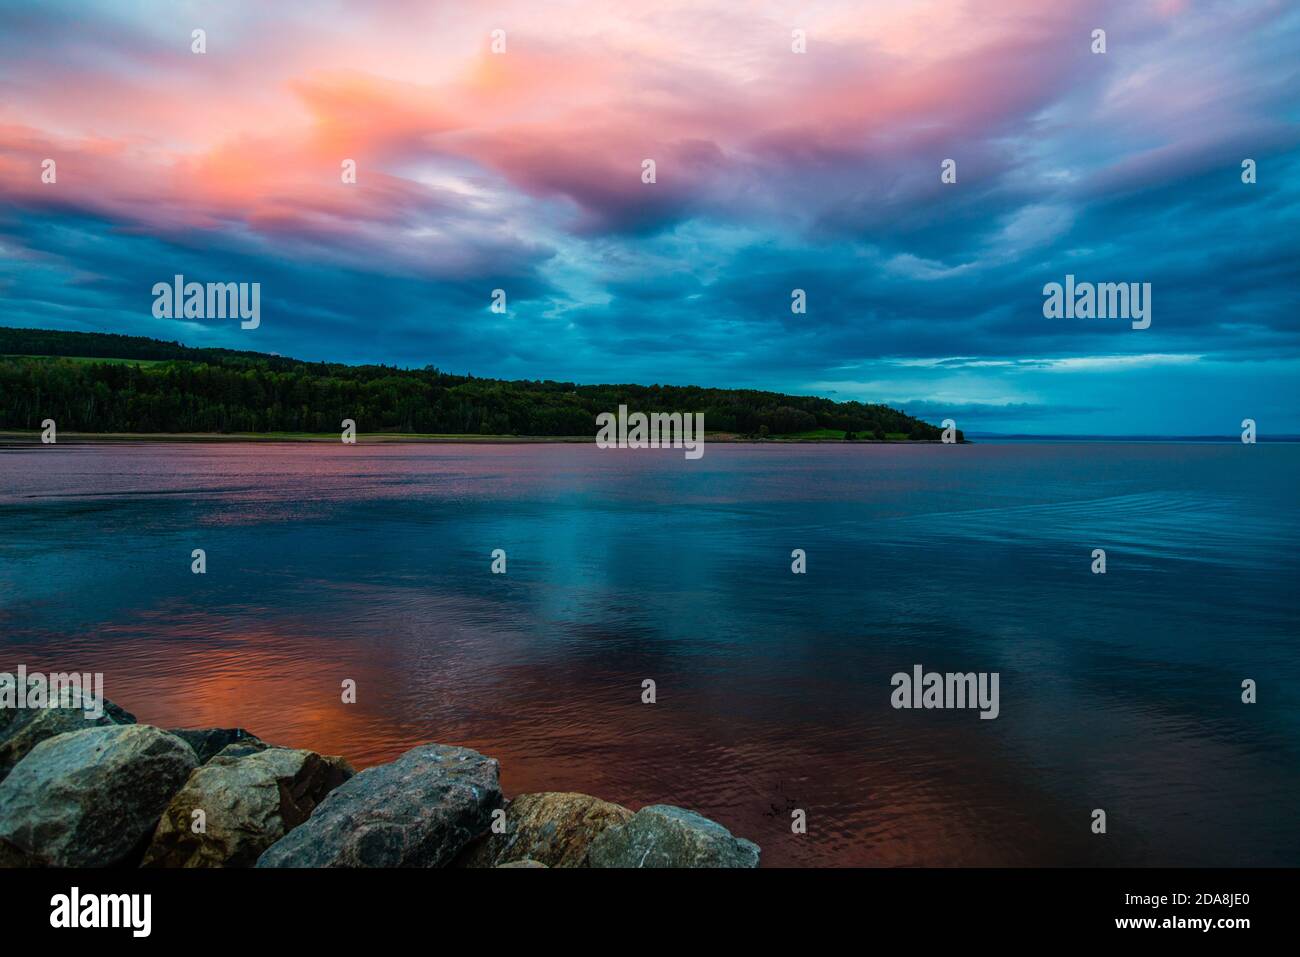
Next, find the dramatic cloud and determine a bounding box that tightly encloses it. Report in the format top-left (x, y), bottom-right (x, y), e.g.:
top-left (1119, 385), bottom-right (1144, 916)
top-left (0, 0), bottom-right (1297, 432)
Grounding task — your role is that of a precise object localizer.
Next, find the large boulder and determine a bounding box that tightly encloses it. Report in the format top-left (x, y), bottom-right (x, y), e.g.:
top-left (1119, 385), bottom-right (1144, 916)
top-left (142, 747), bottom-right (354, 867)
top-left (587, 805), bottom-right (761, 868)
top-left (257, 744), bottom-right (501, 868)
top-left (168, 728), bottom-right (266, 764)
top-left (0, 724), bottom-right (196, 867)
top-left (0, 682), bottom-right (135, 782)
top-left (459, 792), bottom-right (632, 868)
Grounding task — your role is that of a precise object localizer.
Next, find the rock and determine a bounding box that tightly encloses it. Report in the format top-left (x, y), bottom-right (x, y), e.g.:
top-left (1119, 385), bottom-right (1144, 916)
top-left (257, 743), bottom-right (501, 868)
top-left (169, 728), bottom-right (266, 764)
top-left (496, 859), bottom-right (547, 868)
top-left (0, 683), bottom-right (135, 782)
top-left (0, 839), bottom-right (31, 868)
top-left (142, 748), bottom-right (354, 867)
top-left (212, 740), bottom-right (271, 761)
top-left (103, 699), bottom-right (137, 724)
top-left (459, 792), bottom-right (632, 868)
top-left (0, 724), bottom-right (196, 867)
top-left (587, 805), bottom-right (760, 868)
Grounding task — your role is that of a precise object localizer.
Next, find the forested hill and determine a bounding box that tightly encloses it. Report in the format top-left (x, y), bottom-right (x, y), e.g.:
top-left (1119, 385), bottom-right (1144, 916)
top-left (0, 327), bottom-right (954, 439)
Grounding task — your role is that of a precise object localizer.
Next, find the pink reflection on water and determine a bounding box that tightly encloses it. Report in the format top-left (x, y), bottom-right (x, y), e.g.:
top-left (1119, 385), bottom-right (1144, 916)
top-left (4, 441), bottom-right (1291, 866)
top-left (6, 615), bottom-right (1080, 866)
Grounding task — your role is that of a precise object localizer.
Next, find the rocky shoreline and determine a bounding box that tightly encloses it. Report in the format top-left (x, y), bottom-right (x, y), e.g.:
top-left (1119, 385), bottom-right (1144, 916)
top-left (0, 688), bottom-right (760, 868)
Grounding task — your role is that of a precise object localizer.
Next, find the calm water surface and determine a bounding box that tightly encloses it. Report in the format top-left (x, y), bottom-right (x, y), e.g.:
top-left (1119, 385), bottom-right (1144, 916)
top-left (1, 442), bottom-right (1297, 866)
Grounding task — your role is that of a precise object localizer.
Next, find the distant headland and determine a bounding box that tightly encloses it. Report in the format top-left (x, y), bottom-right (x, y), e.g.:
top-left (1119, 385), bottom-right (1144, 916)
top-left (0, 327), bottom-right (956, 442)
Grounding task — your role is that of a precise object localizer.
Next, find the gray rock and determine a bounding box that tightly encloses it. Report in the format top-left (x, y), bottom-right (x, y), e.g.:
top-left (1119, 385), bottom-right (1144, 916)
top-left (142, 748), bottom-right (354, 867)
top-left (587, 804), bottom-right (761, 868)
top-left (496, 859), bottom-right (547, 868)
top-left (0, 683), bottom-right (134, 782)
top-left (0, 724), bottom-right (197, 867)
top-left (458, 791), bottom-right (632, 868)
top-left (257, 744), bottom-right (501, 868)
top-left (169, 728), bottom-right (266, 764)
top-left (211, 739), bottom-right (272, 761)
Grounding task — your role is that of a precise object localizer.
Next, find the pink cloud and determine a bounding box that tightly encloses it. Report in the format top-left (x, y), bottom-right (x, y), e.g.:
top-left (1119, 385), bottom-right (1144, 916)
top-left (0, 0), bottom-right (1287, 258)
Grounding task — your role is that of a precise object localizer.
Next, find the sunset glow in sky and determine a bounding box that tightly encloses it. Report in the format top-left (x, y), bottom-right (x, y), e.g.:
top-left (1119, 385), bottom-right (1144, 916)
top-left (1, 0), bottom-right (1297, 433)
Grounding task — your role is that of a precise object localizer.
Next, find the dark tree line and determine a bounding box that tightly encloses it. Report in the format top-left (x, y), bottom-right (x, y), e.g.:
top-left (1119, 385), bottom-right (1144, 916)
top-left (0, 327), bottom-right (954, 439)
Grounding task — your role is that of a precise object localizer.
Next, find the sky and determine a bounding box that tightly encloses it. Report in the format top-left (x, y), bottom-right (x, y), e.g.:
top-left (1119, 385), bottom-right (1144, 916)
top-left (0, 0), bottom-right (1297, 435)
